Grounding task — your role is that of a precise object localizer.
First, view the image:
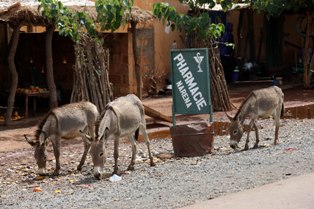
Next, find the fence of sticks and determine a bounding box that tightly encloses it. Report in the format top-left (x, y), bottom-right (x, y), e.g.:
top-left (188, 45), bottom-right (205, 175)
top-left (71, 34), bottom-right (112, 113)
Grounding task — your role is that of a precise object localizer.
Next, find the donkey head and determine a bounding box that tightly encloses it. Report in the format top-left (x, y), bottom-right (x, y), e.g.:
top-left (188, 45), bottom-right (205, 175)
top-left (226, 113), bottom-right (244, 150)
top-left (24, 131), bottom-right (48, 175)
top-left (89, 127), bottom-right (109, 180)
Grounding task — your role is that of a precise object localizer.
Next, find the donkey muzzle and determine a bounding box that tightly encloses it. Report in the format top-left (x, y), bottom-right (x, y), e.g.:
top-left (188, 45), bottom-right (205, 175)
top-left (230, 140), bottom-right (239, 150)
top-left (93, 166), bottom-right (103, 180)
top-left (37, 168), bottom-right (47, 176)
top-left (94, 172), bottom-right (101, 180)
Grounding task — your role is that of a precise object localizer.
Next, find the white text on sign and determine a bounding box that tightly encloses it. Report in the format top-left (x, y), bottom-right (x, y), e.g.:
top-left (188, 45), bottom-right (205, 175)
top-left (173, 53), bottom-right (207, 111)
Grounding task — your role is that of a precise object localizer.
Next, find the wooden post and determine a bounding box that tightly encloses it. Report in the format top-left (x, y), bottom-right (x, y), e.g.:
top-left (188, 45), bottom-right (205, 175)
top-left (303, 12), bottom-right (314, 88)
top-left (5, 23), bottom-right (21, 125)
top-left (130, 20), bottom-right (142, 100)
top-left (128, 29), bottom-right (136, 94)
top-left (45, 25), bottom-right (58, 108)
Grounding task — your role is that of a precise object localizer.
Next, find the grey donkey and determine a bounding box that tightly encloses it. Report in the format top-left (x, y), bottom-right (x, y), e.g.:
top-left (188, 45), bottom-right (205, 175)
top-left (87, 94), bottom-right (155, 179)
top-left (226, 86), bottom-right (284, 150)
top-left (25, 101), bottom-right (99, 175)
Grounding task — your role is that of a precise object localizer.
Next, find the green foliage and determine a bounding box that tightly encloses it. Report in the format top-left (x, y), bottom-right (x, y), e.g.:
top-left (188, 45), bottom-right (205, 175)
top-left (153, 1), bottom-right (227, 42)
top-left (39, 0), bottom-right (133, 42)
top-left (96, 0), bottom-right (132, 31)
top-left (153, 0), bottom-right (314, 45)
top-left (252, 0), bottom-right (314, 17)
top-left (179, 0), bottom-right (216, 10)
top-left (252, 0), bottom-right (286, 16)
top-left (39, 0), bottom-right (98, 41)
top-left (208, 23), bottom-right (225, 39)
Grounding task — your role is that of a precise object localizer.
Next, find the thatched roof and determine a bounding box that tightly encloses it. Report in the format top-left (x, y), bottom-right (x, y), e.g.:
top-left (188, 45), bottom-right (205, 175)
top-left (0, 0), bottom-right (154, 26)
top-left (127, 6), bottom-right (154, 23)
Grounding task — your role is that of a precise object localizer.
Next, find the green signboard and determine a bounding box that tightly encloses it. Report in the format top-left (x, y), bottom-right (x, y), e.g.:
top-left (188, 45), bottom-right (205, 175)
top-left (171, 48), bottom-right (212, 125)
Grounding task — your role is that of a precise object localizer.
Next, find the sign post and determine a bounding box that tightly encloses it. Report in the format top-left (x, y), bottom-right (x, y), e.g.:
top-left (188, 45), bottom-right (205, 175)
top-left (171, 48), bottom-right (213, 125)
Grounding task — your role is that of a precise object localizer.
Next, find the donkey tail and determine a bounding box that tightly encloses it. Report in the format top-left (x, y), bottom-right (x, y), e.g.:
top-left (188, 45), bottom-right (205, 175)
top-left (281, 103), bottom-right (285, 118)
top-left (134, 128), bottom-right (139, 141)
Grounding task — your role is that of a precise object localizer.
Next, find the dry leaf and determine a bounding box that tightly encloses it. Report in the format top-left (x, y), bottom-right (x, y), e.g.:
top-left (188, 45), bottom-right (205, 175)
top-left (34, 175), bottom-right (45, 181)
top-left (54, 189), bottom-right (61, 194)
top-left (33, 187), bottom-right (42, 192)
top-left (69, 179), bottom-right (76, 183)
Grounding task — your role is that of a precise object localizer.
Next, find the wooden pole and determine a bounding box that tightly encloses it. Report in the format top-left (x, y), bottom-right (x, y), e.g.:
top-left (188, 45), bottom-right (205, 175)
top-left (45, 25), bottom-right (58, 108)
top-left (5, 23), bottom-right (21, 125)
top-left (131, 20), bottom-right (142, 100)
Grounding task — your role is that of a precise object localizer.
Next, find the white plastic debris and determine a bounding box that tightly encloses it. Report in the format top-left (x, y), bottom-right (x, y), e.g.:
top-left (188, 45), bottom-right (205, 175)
top-left (109, 174), bottom-right (122, 182)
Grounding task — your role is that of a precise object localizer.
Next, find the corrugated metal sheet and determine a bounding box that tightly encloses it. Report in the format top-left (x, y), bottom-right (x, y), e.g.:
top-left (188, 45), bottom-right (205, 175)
top-left (190, 1), bottom-right (250, 11)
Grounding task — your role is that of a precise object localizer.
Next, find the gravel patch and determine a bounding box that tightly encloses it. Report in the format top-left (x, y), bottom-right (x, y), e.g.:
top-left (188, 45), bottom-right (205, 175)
top-left (0, 118), bottom-right (314, 209)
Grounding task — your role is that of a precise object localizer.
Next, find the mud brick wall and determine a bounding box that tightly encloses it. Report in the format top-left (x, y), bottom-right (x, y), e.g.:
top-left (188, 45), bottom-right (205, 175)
top-left (107, 33), bottom-right (130, 97)
top-left (108, 28), bottom-right (154, 97)
top-left (137, 28), bottom-right (154, 96)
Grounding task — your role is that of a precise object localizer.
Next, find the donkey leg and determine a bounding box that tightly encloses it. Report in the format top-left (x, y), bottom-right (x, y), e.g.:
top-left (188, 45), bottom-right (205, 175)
top-left (253, 123), bottom-right (260, 149)
top-left (113, 138), bottom-right (120, 175)
top-left (274, 108), bottom-right (282, 145)
top-left (77, 127), bottom-right (91, 171)
top-left (244, 134), bottom-right (250, 150)
top-left (51, 138), bottom-right (61, 175)
top-left (140, 125), bottom-right (155, 167)
top-left (127, 135), bottom-right (137, 171)
top-left (274, 122), bottom-right (280, 145)
top-left (244, 120), bottom-right (255, 150)
top-left (77, 140), bottom-right (91, 171)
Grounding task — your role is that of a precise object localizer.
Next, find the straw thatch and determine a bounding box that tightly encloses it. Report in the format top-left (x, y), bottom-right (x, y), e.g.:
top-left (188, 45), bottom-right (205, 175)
top-left (126, 5), bottom-right (154, 23)
top-left (0, 0), bottom-right (154, 26)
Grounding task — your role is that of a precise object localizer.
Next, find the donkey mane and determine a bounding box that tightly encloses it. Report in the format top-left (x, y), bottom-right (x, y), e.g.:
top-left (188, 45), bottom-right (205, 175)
top-left (35, 111), bottom-right (57, 138)
top-left (95, 105), bottom-right (117, 139)
top-left (234, 91), bottom-right (255, 120)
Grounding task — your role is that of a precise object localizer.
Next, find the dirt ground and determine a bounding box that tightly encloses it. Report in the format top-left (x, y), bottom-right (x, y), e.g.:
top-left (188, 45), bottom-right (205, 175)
top-left (1, 83), bottom-right (314, 209)
top-left (0, 85), bottom-right (314, 205)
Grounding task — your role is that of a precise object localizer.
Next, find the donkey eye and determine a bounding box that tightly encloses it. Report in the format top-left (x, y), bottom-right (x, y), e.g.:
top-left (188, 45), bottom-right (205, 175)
top-left (99, 152), bottom-right (104, 157)
top-left (233, 130), bottom-right (238, 135)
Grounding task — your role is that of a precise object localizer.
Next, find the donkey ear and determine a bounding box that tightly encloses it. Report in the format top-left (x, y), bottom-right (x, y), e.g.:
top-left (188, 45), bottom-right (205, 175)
top-left (85, 134), bottom-right (93, 144)
top-left (80, 129), bottom-right (92, 140)
top-left (84, 136), bottom-right (92, 145)
top-left (80, 130), bottom-right (93, 143)
top-left (104, 128), bottom-right (109, 141)
top-left (225, 112), bottom-right (234, 121)
top-left (24, 134), bottom-right (38, 147)
top-left (39, 136), bottom-right (47, 146)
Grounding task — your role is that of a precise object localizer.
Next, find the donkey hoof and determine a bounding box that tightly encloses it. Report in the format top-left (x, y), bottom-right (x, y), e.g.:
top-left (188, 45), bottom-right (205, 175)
top-left (77, 166), bottom-right (82, 171)
top-left (127, 165), bottom-right (135, 171)
top-left (243, 146), bottom-right (249, 151)
top-left (53, 170), bottom-right (60, 176)
top-left (112, 170), bottom-right (121, 176)
top-left (150, 162), bottom-right (156, 167)
top-left (253, 144), bottom-right (259, 149)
